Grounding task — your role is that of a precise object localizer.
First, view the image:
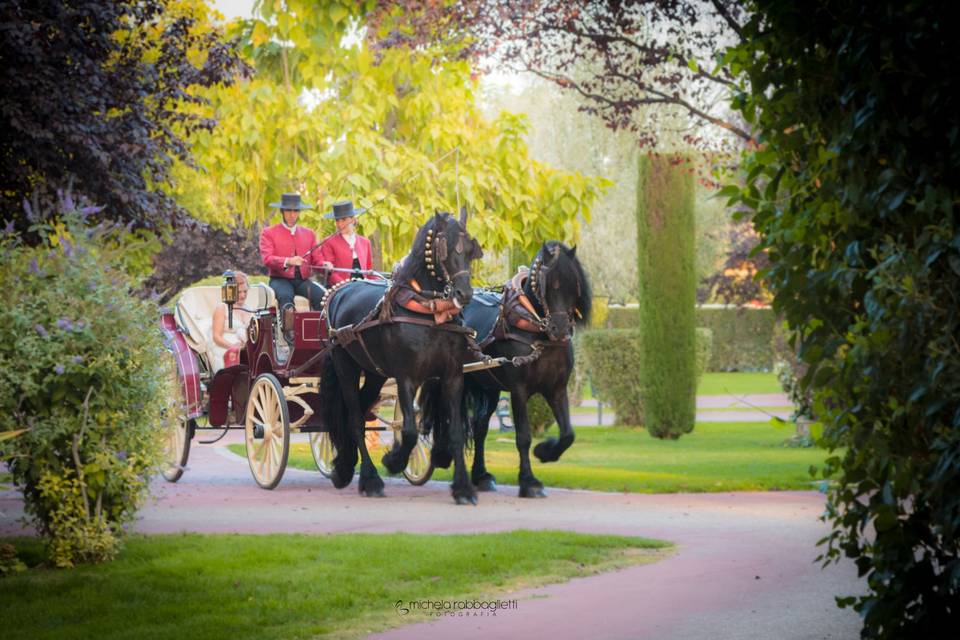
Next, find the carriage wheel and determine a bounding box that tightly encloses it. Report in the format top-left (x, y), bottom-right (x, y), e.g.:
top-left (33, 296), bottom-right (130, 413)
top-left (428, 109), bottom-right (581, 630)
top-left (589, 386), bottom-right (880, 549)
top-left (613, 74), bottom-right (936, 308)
top-left (309, 432), bottom-right (335, 478)
top-left (244, 373), bottom-right (290, 490)
top-left (402, 432), bottom-right (435, 486)
top-left (161, 414), bottom-right (192, 483)
top-left (161, 364), bottom-right (193, 482)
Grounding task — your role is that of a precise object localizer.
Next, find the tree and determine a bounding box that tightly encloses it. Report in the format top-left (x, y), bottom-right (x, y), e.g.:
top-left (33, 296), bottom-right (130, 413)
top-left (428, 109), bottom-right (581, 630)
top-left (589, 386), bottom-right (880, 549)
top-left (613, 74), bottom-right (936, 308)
top-left (0, 0), bottom-right (246, 239)
top-left (369, 0), bottom-right (751, 150)
top-left (727, 1), bottom-right (959, 635)
top-left (637, 154), bottom-right (696, 438)
top-left (171, 0), bottom-right (606, 275)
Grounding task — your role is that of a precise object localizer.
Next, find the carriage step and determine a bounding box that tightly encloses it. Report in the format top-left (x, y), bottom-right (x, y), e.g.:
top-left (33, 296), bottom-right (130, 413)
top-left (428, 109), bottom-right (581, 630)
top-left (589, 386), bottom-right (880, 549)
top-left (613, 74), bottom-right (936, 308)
top-left (463, 357), bottom-right (509, 373)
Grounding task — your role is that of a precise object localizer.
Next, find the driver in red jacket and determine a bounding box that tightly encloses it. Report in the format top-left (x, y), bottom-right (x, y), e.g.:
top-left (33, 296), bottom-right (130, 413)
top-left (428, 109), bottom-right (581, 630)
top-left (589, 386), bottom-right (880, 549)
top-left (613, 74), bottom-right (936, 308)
top-left (259, 193), bottom-right (326, 341)
top-left (319, 200), bottom-right (373, 286)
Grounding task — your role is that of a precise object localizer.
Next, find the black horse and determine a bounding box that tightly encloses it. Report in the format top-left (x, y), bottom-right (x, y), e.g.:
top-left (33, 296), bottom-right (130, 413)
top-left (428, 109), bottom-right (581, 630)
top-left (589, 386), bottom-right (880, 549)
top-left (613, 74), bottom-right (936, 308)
top-left (319, 211), bottom-right (484, 504)
top-left (421, 241), bottom-right (591, 497)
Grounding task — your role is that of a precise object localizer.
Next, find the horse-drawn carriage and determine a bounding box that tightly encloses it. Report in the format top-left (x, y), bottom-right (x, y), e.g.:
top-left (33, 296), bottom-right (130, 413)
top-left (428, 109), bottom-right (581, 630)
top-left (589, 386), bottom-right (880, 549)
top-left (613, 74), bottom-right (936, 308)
top-left (158, 210), bottom-right (589, 504)
top-left (158, 279), bottom-right (433, 489)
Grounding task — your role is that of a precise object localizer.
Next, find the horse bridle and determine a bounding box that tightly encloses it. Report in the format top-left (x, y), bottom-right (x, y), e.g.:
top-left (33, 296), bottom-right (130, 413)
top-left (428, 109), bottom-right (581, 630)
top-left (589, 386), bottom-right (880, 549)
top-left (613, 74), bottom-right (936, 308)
top-left (425, 225), bottom-right (473, 302)
top-left (527, 245), bottom-right (582, 340)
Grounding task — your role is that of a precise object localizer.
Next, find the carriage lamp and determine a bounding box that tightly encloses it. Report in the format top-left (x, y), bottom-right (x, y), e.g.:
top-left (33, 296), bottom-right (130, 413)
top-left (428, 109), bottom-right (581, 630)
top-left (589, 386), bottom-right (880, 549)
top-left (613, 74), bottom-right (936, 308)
top-left (222, 270), bottom-right (238, 329)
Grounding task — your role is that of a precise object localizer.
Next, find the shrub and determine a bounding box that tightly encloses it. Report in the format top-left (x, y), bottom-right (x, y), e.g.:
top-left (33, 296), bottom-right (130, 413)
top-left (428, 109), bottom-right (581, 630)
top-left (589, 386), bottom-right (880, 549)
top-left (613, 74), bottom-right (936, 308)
top-left (525, 394), bottom-right (555, 437)
top-left (695, 306), bottom-right (775, 371)
top-left (729, 2), bottom-right (959, 633)
top-left (0, 210), bottom-right (170, 567)
top-left (637, 154), bottom-right (697, 439)
top-left (606, 305), bottom-right (638, 329)
top-left (580, 328), bottom-right (712, 428)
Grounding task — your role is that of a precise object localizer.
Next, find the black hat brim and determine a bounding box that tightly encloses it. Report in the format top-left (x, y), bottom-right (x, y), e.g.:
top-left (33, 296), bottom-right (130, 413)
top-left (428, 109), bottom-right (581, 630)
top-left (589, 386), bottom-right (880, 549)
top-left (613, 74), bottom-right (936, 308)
top-left (324, 207), bottom-right (366, 219)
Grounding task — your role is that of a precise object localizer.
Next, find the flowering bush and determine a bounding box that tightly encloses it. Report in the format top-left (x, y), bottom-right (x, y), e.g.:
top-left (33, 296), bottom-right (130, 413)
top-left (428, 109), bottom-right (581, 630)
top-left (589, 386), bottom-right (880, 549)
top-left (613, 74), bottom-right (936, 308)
top-left (0, 208), bottom-right (171, 567)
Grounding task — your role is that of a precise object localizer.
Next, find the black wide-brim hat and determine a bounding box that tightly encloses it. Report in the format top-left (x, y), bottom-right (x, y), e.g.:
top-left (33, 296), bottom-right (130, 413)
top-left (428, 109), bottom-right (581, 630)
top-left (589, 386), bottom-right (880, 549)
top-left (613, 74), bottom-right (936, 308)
top-left (269, 193), bottom-right (313, 210)
top-left (324, 200), bottom-right (366, 220)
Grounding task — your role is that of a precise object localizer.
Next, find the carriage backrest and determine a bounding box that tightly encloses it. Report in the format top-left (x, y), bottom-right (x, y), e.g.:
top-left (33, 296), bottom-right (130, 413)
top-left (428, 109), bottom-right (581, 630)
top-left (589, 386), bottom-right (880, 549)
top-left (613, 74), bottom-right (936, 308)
top-left (175, 286), bottom-right (222, 356)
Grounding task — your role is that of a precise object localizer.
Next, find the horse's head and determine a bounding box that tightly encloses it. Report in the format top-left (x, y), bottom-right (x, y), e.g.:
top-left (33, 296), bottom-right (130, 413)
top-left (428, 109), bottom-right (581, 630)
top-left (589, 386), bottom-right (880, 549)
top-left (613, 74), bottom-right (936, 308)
top-left (411, 209), bottom-right (483, 308)
top-left (526, 241), bottom-right (592, 342)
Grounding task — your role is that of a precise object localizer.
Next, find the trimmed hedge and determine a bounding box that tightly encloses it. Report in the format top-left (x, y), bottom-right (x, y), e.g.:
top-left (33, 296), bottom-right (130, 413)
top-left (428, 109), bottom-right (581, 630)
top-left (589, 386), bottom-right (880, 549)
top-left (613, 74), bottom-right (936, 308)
top-left (579, 328), bottom-right (712, 427)
top-left (696, 306), bottom-right (774, 372)
top-left (608, 305), bottom-right (775, 371)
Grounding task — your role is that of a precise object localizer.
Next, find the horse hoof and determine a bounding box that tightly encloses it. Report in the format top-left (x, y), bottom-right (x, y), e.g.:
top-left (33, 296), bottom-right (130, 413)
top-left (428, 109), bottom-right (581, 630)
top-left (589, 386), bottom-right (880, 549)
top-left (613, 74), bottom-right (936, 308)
top-left (381, 451), bottom-right (407, 475)
top-left (455, 494), bottom-right (478, 506)
top-left (475, 476), bottom-right (498, 492)
top-left (361, 487), bottom-right (386, 498)
top-left (330, 468), bottom-right (353, 489)
top-left (519, 485), bottom-right (547, 499)
top-left (533, 440), bottom-right (558, 463)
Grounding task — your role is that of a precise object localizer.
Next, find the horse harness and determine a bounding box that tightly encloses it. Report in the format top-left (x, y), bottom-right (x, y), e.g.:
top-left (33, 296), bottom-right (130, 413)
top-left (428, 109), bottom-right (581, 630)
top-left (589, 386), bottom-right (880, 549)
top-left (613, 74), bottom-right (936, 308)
top-left (476, 255), bottom-right (578, 386)
top-left (319, 227), bottom-right (482, 376)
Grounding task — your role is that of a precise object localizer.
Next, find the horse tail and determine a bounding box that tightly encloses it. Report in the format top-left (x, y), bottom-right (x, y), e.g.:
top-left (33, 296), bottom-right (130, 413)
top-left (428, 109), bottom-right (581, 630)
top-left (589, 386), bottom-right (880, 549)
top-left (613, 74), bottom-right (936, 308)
top-left (463, 382), bottom-right (490, 444)
top-left (419, 378), bottom-right (456, 469)
top-left (319, 349), bottom-right (356, 488)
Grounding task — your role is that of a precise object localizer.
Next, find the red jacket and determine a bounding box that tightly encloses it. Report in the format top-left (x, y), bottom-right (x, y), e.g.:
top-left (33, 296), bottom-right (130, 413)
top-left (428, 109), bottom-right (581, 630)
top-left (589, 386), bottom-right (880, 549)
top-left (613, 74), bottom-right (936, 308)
top-left (319, 232), bottom-right (373, 285)
top-left (259, 224), bottom-right (322, 279)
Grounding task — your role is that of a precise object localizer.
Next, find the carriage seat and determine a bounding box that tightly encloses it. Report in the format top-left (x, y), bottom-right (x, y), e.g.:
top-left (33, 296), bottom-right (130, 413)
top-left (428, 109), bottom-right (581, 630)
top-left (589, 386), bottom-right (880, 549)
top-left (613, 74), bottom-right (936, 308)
top-left (174, 284), bottom-right (309, 371)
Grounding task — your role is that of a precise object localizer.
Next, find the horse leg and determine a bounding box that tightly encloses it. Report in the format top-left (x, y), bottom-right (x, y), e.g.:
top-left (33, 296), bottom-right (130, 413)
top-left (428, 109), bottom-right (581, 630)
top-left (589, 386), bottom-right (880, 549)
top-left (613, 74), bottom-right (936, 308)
top-left (381, 378), bottom-right (418, 474)
top-left (512, 392), bottom-right (546, 498)
top-left (470, 387), bottom-right (499, 491)
top-left (447, 375), bottom-right (476, 505)
top-left (534, 383), bottom-right (575, 463)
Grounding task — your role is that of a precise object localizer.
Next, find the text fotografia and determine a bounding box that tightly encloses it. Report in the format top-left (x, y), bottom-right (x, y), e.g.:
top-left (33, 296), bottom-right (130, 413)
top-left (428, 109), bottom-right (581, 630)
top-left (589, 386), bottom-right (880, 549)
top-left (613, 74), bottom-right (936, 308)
top-left (395, 598), bottom-right (519, 617)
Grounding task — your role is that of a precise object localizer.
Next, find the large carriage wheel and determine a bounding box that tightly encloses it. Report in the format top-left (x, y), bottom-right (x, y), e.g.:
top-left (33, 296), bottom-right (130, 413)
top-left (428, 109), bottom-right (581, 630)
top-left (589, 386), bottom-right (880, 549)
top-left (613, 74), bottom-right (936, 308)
top-left (309, 432), bottom-right (335, 478)
top-left (244, 373), bottom-right (290, 489)
top-left (161, 365), bottom-right (192, 483)
top-left (162, 416), bottom-right (193, 483)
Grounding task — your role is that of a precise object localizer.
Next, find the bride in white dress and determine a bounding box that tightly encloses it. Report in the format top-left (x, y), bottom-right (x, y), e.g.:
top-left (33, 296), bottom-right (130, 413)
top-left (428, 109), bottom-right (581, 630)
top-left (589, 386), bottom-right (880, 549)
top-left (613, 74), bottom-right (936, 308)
top-left (211, 272), bottom-right (253, 370)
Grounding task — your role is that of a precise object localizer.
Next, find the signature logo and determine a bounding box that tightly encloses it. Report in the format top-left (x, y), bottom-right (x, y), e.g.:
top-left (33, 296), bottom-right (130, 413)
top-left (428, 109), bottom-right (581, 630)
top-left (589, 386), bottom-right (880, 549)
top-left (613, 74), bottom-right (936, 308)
top-left (395, 600), bottom-right (409, 616)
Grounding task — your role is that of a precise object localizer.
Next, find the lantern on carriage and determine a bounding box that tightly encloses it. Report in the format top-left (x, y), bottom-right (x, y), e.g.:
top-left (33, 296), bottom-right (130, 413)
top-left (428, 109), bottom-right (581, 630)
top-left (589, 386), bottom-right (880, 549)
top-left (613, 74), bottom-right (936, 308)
top-left (221, 270), bottom-right (238, 328)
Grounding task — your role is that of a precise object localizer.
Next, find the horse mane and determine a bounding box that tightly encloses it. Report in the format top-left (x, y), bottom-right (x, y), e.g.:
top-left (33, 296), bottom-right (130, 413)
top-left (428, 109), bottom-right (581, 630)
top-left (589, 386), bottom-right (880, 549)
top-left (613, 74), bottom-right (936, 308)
top-left (529, 241), bottom-right (592, 327)
top-left (393, 212), bottom-right (453, 290)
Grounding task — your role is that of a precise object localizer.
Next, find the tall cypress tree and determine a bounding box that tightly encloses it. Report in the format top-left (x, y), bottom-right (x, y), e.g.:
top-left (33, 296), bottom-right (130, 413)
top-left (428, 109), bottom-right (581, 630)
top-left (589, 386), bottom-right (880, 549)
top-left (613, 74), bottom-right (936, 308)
top-left (636, 154), bottom-right (696, 438)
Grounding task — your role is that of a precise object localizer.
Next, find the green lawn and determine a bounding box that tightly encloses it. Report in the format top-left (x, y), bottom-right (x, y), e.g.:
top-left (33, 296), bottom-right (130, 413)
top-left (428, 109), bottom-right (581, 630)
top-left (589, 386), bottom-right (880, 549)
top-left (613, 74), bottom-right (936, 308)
top-left (696, 372), bottom-right (782, 396)
top-left (1, 531), bottom-right (669, 640)
top-left (234, 419), bottom-right (828, 494)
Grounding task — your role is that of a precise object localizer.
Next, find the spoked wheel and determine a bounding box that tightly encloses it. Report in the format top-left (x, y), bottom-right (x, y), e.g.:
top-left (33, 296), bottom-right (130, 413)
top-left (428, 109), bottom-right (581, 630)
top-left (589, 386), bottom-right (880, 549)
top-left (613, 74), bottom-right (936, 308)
top-left (245, 373), bottom-right (290, 490)
top-left (309, 431), bottom-right (335, 478)
top-left (402, 432), bottom-right (435, 486)
top-left (161, 366), bottom-right (193, 483)
top-left (162, 415), bottom-right (193, 483)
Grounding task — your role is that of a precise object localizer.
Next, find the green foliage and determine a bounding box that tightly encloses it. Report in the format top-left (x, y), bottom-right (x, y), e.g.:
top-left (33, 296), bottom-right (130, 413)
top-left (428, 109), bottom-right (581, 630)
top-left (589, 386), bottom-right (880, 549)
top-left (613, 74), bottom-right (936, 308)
top-left (525, 395), bottom-right (555, 437)
top-left (637, 155), bottom-right (697, 439)
top-left (172, 2), bottom-right (608, 282)
top-left (579, 329), bottom-right (712, 428)
top-left (696, 307), bottom-right (775, 371)
top-left (727, 1), bottom-right (959, 634)
top-left (0, 0), bottom-right (245, 240)
top-left (606, 305), bottom-right (639, 328)
top-left (0, 211), bottom-right (169, 567)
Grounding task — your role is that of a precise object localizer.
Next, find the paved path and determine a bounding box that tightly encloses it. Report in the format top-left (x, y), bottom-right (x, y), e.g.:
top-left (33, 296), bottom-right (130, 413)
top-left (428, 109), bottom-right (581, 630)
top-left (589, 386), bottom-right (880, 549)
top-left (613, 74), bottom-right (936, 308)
top-left (575, 393), bottom-right (794, 426)
top-left (0, 425), bottom-right (864, 639)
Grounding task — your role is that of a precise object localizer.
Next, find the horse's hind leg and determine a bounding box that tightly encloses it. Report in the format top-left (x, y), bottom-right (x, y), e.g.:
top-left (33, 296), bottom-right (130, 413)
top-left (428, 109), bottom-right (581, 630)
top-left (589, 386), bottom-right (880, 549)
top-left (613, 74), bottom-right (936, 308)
top-left (512, 392), bottom-right (546, 498)
top-left (469, 386), bottom-right (500, 491)
top-left (534, 383), bottom-right (575, 463)
top-left (381, 377), bottom-right (418, 474)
